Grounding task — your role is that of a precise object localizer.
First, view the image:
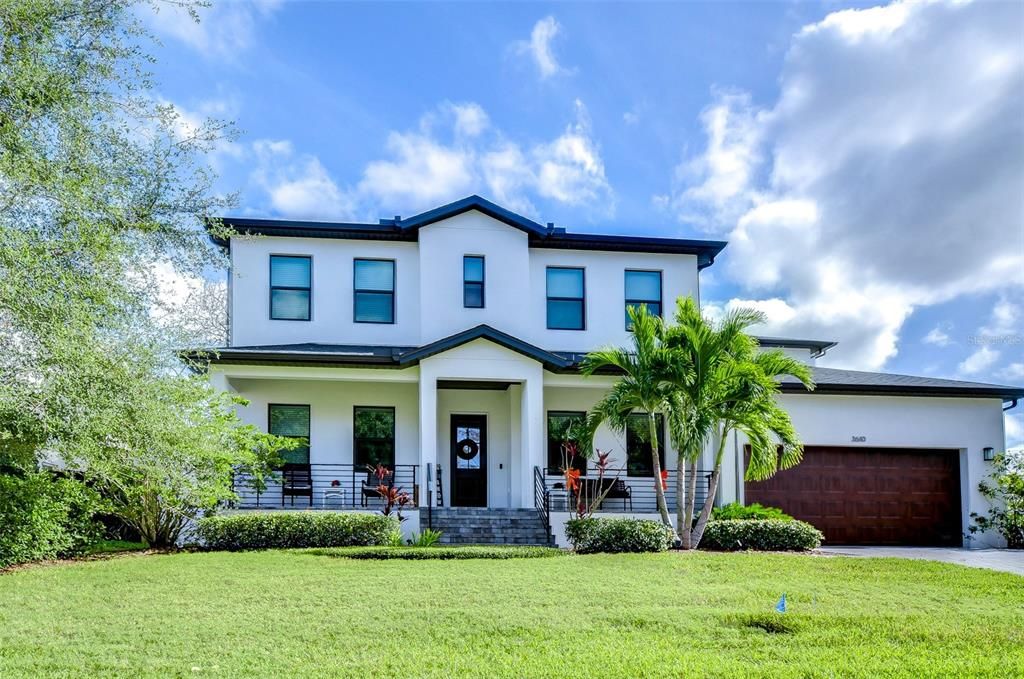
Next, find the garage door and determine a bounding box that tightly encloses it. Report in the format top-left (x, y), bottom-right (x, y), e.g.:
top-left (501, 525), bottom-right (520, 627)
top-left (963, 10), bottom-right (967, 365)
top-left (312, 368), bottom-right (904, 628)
top-left (744, 446), bottom-right (962, 546)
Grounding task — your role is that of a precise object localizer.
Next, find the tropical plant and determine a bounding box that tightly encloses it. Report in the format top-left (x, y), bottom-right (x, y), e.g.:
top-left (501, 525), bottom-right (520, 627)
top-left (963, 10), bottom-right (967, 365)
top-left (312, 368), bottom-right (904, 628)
top-left (712, 502), bottom-right (794, 522)
top-left (408, 529), bottom-right (443, 547)
top-left (580, 306), bottom-right (686, 533)
top-left (370, 464), bottom-right (412, 523)
top-left (664, 297), bottom-right (814, 549)
top-left (970, 451), bottom-right (1024, 549)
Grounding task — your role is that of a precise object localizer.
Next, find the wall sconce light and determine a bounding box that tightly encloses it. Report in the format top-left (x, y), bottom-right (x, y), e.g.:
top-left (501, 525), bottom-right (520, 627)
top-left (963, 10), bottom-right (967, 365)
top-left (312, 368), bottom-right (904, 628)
top-left (982, 447), bottom-right (995, 462)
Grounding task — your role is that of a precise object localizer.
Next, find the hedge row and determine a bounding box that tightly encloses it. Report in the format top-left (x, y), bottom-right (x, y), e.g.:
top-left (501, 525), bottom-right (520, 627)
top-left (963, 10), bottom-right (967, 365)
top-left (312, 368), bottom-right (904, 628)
top-left (565, 517), bottom-right (674, 553)
top-left (700, 519), bottom-right (822, 551)
top-left (317, 545), bottom-right (564, 560)
top-left (195, 512), bottom-right (399, 550)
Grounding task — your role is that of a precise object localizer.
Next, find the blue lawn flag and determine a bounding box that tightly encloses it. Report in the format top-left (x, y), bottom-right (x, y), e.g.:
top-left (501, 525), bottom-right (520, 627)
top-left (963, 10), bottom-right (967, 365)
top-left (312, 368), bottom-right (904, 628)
top-left (775, 593), bottom-right (787, 613)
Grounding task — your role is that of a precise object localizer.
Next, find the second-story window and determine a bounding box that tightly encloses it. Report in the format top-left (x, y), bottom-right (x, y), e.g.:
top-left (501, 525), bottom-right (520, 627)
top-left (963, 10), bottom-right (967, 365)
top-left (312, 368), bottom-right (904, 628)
top-left (546, 266), bottom-right (585, 330)
top-left (353, 259), bottom-right (395, 324)
top-left (624, 270), bottom-right (662, 329)
top-left (270, 255), bottom-right (311, 321)
top-left (463, 256), bottom-right (485, 308)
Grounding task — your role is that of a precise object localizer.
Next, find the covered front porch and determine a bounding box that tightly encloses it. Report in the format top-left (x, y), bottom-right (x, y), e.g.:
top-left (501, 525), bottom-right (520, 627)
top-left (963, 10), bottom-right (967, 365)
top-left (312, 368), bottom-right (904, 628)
top-left (213, 334), bottom-right (712, 517)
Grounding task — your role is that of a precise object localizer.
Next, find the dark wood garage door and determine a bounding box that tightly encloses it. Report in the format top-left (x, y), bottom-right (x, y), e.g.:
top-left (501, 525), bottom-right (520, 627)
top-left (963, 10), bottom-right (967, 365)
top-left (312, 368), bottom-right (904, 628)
top-left (745, 446), bottom-right (962, 546)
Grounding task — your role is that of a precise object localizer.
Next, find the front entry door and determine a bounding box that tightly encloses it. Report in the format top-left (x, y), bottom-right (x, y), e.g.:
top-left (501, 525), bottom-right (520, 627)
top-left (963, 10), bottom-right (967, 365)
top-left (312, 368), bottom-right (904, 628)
top-left (450, 415), bottom-right (487, 507)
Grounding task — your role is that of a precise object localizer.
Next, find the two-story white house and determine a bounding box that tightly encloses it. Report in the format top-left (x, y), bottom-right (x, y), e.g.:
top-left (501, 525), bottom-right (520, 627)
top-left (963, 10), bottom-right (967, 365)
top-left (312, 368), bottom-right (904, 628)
top-left (195, 196), bottom-right (1023, 548)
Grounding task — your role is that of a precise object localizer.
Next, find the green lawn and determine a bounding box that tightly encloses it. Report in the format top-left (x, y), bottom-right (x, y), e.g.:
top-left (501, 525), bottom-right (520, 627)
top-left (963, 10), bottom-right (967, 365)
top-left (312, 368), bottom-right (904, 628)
top-left (1, 550), bottom-right (1022, 678)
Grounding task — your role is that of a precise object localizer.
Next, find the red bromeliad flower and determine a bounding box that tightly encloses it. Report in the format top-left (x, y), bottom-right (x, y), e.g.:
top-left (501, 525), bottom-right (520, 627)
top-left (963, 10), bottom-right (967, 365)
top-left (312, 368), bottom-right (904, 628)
top-left (564, 468), bottom-right (581, 493)
top-left (659, 469), bottom-right (669, 491)
top-left (372, 464), bottom-right (392, 482)
top-left (596, 450), bottom-right (612, 473)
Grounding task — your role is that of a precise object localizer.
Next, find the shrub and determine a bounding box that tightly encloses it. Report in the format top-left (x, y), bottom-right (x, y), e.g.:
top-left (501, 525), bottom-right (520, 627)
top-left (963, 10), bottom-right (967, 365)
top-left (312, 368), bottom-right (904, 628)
top-left (700, 519), bottom-right (822, 551)
top-left (195, 512), bottom-right (400, 551)
top-left (0, 472), bottom-right (104, 568)
top-left (314, 545), bottom-right (564, 560)
top-left (565, 517), bottom-right (674, 554)
top-left (970, 452), bottom-right (1023, 549)
top-left (712, 502), bottom-right (793, 522)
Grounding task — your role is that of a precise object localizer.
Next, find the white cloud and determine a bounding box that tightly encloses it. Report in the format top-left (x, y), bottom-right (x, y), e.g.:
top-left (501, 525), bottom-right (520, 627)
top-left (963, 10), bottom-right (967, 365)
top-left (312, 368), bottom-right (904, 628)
top-left (357, 100), bottom-right (611, 217)
top-left (245, 100), bottom-right (612, 221)
top-left (250, 140), bottom-right (356, 220)
top-left (623, 111), bottom-right (640, 125)
top-left (1000, 363), bottom-right (1024, 381)
top-left (958, 346), bottom-right (1000, 376)
top-left (514, 16), bottom-right (571, 79)
top-left (1005, 410), bottom-right (1024, 451)
top-left (662, 0), bottom-right (1024, 370)
top-left (923, 326), bottom-right (952, 347)
top-left (145, 0), bottom-right (283, 59)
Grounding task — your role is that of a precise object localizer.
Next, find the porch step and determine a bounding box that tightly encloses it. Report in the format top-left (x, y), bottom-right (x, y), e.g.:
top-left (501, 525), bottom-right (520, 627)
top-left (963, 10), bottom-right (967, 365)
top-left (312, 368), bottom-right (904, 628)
top-left (421, 508), bottom-right (552, 546)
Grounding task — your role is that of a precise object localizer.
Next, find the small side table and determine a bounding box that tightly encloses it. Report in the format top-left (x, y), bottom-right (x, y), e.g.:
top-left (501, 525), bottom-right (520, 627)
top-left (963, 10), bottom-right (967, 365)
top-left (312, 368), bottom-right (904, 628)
top-left (322, 487), bottom-right (347, 508)
top-left (549, 488), bottom-right (570, 511)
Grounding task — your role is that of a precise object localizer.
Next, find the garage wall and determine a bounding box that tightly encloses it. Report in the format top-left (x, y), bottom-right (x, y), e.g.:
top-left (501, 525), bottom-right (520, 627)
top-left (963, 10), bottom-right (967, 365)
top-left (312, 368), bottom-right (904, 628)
top-left (718, 394), bottom-right (1006, 548)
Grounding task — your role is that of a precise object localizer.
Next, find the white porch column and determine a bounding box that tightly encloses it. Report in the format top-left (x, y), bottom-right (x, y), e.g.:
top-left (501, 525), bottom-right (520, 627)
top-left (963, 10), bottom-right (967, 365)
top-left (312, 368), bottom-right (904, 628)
top-left (418, 370), bottom-right (438, 507)
top-left (519, 376), bottom-right (545, 508)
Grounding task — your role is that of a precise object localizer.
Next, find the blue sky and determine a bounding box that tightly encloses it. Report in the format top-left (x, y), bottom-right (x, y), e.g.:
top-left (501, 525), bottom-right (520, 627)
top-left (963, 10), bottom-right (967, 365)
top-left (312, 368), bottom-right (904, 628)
top-left (144, 1), bottom-right (1024, 446)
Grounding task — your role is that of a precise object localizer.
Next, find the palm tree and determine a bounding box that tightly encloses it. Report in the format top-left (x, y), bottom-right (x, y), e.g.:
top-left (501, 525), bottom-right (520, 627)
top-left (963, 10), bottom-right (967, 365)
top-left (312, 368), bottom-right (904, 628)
top-left (580, 306), bottom-right (686, 534)
top-left (665, 297), bottom-right (814, 549)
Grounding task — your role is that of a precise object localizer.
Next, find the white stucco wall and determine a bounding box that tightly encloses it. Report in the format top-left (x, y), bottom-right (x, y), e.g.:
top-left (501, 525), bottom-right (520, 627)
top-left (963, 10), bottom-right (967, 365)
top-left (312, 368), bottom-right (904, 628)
top-left (230, 236), bottom-right (421, 347)
top-left (716, 393), bottom-right (1007, 548)
top-left (227, 210), bottom-right (701, 351)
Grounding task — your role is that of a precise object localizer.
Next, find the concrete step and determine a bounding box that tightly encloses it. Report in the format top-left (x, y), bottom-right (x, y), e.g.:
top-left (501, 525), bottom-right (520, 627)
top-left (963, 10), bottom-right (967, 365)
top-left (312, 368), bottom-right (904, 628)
top-left (421, 507), bottom-right (552, 546)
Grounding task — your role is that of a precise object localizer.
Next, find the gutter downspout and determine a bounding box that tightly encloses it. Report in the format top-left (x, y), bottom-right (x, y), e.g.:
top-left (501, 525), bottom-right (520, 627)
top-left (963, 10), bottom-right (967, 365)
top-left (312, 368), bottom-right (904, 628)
top-left (1005, 398), bottom-right (1019, 412)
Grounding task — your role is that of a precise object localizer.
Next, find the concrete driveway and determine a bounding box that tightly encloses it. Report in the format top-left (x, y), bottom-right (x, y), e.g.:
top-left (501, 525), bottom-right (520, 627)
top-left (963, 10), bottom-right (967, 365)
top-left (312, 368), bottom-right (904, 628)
top-left (818, 546), bottom-right (1024, 576)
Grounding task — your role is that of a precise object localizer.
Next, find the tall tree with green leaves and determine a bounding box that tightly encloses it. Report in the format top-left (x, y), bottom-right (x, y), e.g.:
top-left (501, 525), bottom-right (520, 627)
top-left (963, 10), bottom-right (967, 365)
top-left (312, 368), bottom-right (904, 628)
top-left (665, 297), bottom-right (814, 549)
top-left (581, 306), bottom-right (687, 533)
top-left (0, 1), bottom-right (289, 553)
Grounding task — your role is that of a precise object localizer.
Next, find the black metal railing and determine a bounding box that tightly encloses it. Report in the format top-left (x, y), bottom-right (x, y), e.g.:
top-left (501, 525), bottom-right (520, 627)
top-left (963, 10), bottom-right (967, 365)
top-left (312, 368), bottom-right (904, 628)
top-left (533, 466), bottom-right (551, 540)
top-left (539, 467), bottom-right (712, 514)
top-left (231, 463), bottom-right (419, 510)
top-left (435, 464), bottom-right (444, 507)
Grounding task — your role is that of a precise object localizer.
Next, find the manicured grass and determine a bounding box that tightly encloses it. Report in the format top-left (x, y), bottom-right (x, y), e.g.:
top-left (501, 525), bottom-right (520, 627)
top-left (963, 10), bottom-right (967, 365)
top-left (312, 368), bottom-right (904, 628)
top-left (0, 550), bottom-right (1021, 677)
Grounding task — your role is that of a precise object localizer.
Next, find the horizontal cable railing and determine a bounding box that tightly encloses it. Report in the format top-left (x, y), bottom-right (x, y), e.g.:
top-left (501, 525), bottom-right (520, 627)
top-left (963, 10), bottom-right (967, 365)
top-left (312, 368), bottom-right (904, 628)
top-left (540, 467), bottom-right (712, 514)
top-left (231, 463), bottom-right (419, 510)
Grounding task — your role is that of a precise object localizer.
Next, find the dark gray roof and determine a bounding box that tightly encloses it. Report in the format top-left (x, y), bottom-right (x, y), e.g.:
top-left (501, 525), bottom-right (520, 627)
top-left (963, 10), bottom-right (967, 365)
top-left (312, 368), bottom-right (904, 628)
top-left (183, 343), bottom-right (413, 367)
top-left (185, 338), bottom-right (1024, 401)
top-left (780, 366), bottom-right (1024, 400)
top-left (208, 195), bottom-right (727, 268)
top-left (397, 325), bottom-right (572, 371)
top-left (755, 336), bottom-right (838, 358)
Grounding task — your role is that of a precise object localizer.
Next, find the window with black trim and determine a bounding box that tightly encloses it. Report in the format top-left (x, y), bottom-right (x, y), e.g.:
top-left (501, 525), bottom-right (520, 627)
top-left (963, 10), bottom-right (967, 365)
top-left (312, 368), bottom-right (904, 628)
top-left (270, 255), bottom-right (311, 320)
top-left (547, 411), bottom-right (587, 475)
top-left (353, 259), bottom-right (395, 323)
top-left (463, 256), bottom-right (485, 308)
top-left (625, 270), bottom-right (662, 329)
top-left (268, 404), bottom-right (310, 465)
top-left (625, 413), bottom-right (665, 477)
top-left (354, 406), bottom-right (396, 467)
top-left (546, 266), bottom-right (585, 330)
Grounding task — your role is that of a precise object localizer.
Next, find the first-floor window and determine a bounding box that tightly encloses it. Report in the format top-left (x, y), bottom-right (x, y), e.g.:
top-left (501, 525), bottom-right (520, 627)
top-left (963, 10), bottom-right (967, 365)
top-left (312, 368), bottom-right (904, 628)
top-left (354, 406), bottom-right (396, 467)
top-left (268, 404), bottom-right (310, 465)
top-left (625, 413), bottom-right (665, 477)
top-left (547, 411), bottom-right (587, 475)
